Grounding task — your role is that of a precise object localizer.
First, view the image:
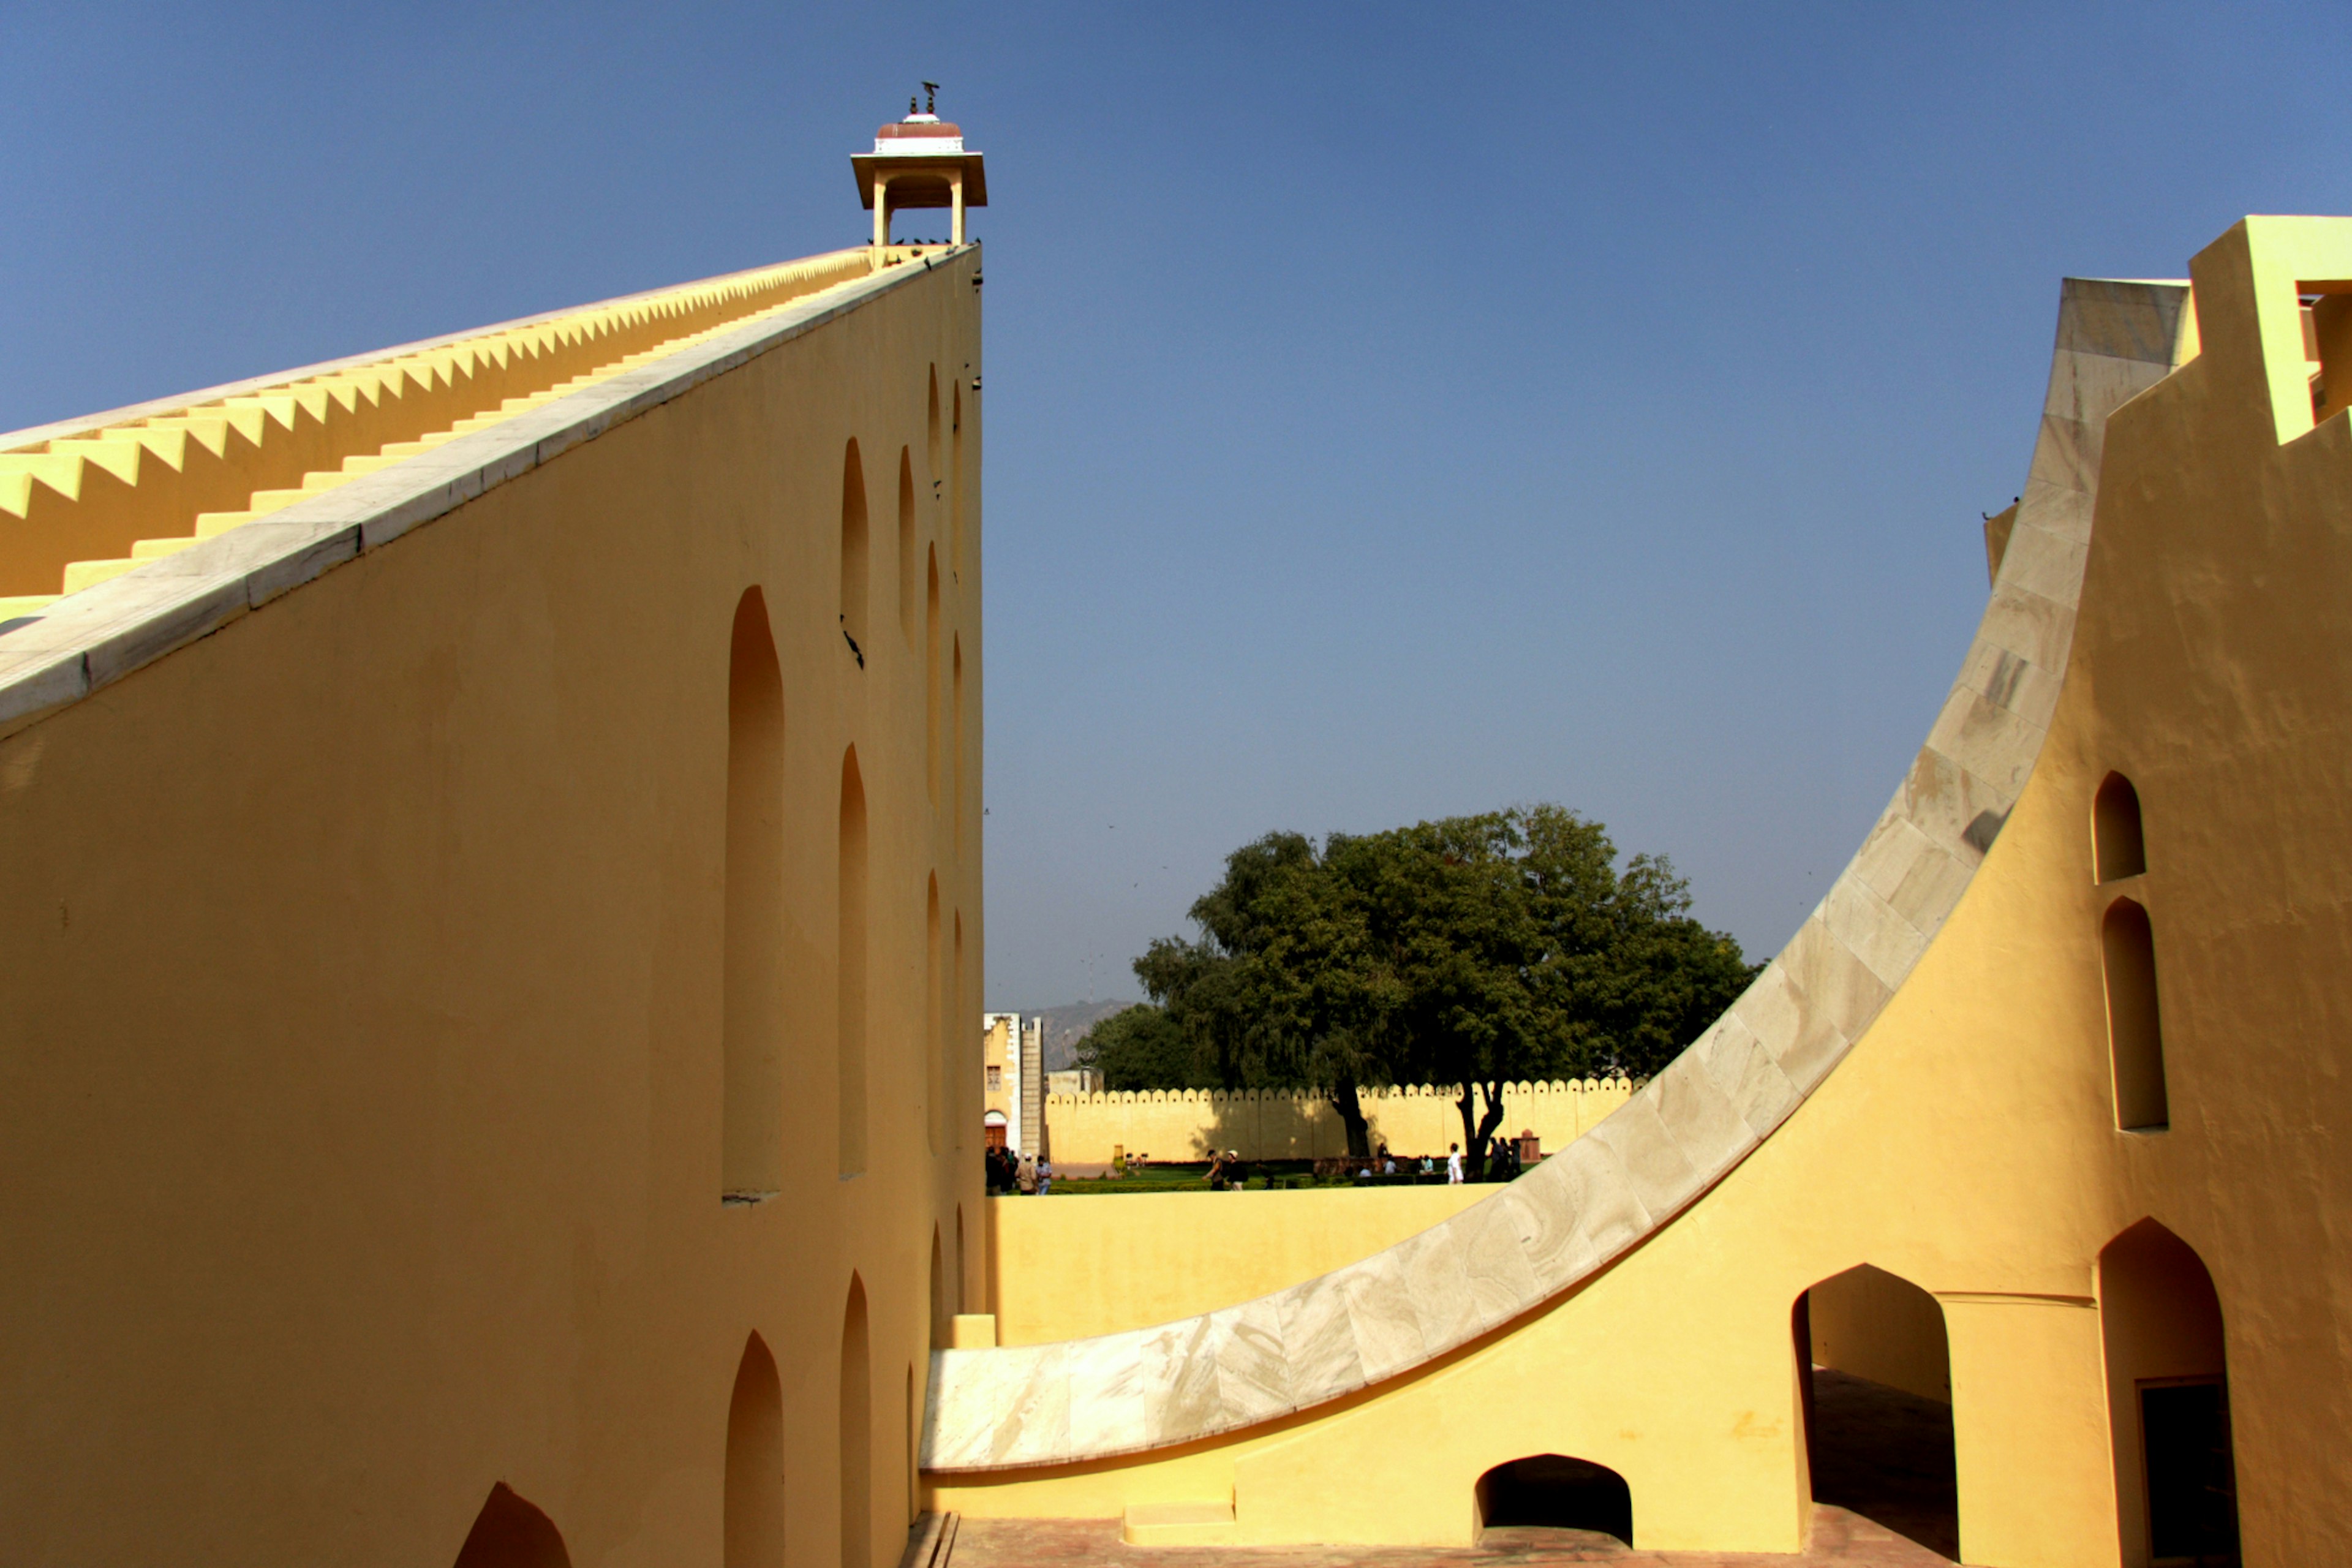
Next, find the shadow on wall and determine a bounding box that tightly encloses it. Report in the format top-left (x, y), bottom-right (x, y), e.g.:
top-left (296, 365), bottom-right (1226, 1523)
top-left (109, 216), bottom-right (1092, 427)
top-left (451, 1483), bottom-right (571, 1568)
top-left (1474, 1455), bottom-right (1632, 1547)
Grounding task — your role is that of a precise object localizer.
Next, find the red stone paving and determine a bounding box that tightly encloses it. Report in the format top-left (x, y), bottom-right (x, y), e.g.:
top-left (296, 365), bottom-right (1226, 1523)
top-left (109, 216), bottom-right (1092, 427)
top-left (946, 1507), bottom-right (1954, 1568)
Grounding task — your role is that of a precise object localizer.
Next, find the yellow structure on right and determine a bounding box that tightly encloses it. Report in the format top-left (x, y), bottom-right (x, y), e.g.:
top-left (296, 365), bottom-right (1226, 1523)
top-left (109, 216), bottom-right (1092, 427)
top-left (924, 217), bottom-right (2352, 1567)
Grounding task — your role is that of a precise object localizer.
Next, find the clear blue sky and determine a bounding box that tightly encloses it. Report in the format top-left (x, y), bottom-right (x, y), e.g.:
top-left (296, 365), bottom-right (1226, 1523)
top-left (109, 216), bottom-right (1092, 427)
top-left (6, 4), bottom-right (2345, 1009)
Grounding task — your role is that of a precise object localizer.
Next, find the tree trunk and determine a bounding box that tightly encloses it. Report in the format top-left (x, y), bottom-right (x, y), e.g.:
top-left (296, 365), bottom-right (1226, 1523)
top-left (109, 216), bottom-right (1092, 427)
top-left (1455, 1084), bottom-right (1481, 1178)
top-left (1474, 1080), bottom-right (1508, 1178)
top-left (1330, 1079), bottom-right (1372, 1158)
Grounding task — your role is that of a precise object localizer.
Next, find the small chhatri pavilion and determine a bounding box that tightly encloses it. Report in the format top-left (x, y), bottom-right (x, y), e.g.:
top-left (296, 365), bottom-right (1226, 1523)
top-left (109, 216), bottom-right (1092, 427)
top-left (854, 84), bottom-right (987, 248)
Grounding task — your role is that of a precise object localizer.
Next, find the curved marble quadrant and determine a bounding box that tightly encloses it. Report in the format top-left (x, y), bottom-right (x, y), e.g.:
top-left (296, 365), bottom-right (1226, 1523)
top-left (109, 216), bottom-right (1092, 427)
top-left (922, 277), bottom-right (2193, 1474)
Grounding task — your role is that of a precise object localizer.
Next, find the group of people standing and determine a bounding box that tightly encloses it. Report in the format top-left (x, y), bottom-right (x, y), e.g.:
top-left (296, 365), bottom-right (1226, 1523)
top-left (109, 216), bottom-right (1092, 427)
top-left (1348, 1136), bottom-right (1523, 1185)
top-left (984, 1145), bottom-right (1052, 1195)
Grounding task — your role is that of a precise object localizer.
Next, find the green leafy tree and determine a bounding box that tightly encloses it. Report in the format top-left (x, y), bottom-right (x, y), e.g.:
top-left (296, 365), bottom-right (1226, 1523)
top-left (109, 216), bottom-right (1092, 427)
top-left (1074, 1003), bottom-right (1213, 1091)
top-left (1131, 832), bottom-right (1392, 1155)
top-left (1115, 805), bottom-right (1759, 1173)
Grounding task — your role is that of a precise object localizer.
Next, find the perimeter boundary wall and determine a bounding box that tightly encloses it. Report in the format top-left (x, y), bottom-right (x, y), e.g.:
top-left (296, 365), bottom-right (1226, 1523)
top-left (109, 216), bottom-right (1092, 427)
top-left (1041, 1078), bottom-right (1636, 1165)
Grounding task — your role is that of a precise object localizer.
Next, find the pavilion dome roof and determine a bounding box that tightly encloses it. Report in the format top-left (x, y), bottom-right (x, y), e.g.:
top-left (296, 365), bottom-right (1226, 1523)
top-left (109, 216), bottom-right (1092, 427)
top-left (877, 115), bottom-right (963, 140)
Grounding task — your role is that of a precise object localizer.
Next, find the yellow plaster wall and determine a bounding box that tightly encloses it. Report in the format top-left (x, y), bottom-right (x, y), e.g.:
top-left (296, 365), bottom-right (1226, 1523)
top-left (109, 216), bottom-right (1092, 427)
top-left (1040, 1078), bottom-right (1633, 1165)
top-left (935, 222), bottom-right (2352, 1568)
top-left (0, 249), bottom-right (983, 1568)
top-left (1806, 1265), bottom-right (1952, 1404)
top-left (984, 1187), bottom-right (1488, 1343)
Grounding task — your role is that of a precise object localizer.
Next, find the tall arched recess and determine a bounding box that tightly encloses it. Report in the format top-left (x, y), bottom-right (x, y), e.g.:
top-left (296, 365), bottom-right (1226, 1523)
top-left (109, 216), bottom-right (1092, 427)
top-left (840, 440), bottom-right (869, 662)
top-left (2103, 897), bottom-right (2169, 1131)
top-left (726, 1333), bottom-right (785, 1568)
top-left (723, 589), bottom-right (785, 1202)
top-left (840, 1276), bottom-right (873, 1568)
top-left (837, 748), bottom-right (869, 1176)
top-left (925, 874), bottom-right (941, 1154)
top-left (896, 447), bottom-right (917, 647)
top-left (450, 1483), bottom-right (571, 1568)
top-left (2100, 1220), bottom-right (2239, 1567)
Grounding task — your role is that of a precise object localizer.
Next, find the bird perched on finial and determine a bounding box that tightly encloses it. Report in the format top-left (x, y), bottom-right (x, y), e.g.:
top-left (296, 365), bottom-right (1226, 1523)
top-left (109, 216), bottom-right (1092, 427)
top-left (924, 80), bottom-right (939, 113)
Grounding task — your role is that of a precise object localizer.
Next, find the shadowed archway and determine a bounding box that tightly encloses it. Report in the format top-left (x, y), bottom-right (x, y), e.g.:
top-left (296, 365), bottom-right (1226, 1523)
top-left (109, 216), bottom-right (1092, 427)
top-left (1474, 1454), bottom-right (1632, 1547)
top-left (2101, 1219), bottom-right (2239, 1567)
top-left (1795, 1264), bottom-right (1957, 1559)
top-left (451, 1483), bottom-right (570, 1568)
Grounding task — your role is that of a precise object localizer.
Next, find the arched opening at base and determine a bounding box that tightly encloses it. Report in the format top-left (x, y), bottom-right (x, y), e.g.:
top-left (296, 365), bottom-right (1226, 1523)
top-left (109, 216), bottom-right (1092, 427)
top-left (2100, 1219), bottom-right (2239, 1567)
top-left (726, 1333), bottom-right (785, 1568)
top-left (1474, 1455), bottom-right (1632, 1547)
top-left (451, 1483), bottom-right (571, 1568)
top-left (1796, 1264), bottom-right (1957, 1560)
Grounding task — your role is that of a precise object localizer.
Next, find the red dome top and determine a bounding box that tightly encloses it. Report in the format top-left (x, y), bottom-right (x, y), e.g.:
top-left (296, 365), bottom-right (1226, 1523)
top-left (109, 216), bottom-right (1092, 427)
top-left (877, 118), bottom-right (962, 140)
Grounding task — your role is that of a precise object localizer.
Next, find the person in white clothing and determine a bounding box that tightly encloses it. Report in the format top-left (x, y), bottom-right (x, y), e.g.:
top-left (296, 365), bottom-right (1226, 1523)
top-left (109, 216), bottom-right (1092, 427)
top-left (1446, 1142), bottom-right (1464, 1184)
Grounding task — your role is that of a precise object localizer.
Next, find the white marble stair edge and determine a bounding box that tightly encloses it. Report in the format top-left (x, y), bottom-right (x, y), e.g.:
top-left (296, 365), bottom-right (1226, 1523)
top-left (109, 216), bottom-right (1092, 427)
top-left (0, 248), bottom-right (970, 739)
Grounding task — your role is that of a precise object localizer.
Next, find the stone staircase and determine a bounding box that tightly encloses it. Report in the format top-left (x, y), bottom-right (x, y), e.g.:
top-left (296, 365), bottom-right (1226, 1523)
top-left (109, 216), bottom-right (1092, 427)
top-left (0, 248), bottom-right (875, 619)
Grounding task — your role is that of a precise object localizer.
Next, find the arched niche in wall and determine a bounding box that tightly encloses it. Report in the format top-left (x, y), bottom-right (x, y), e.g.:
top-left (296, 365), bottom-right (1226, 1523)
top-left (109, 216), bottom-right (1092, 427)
top-left (926, 366), bottom-right (941, 484)
top-left (839, 747), bottom-right (869, 1175)
top-left (840, 440), bottom-right (869, 663)
top-left (2100, 1219), bottom-right (2239, 1566)
top-left (723, 587), bottom-right (785, 1202)
top-left (840, 1275), bottom-right (873, 1568)
top-left (897, 447), bottom-right (917, 648)
top-left (929, 1226), bottom-right (948, 1348)
top-left (954, 1203), bottom-right (967, 1313)
top-left (1474, 1455), bottom-right (1630, 1547)
top-left (726, 1333), bottom-right (785, 1568)
top-left (950, 636), bottom-right (963, 854)
top-left (1792, 1265), bottom-right (1957, 1561)
top-left (926, 873), bottom-right (942, 1154)
top-left (2095, 772), bottom-right (2147, 882)
top-left (952, 913), bottom-right (964, 1155)
top-left (451, 1483), bottom-right (571, 1568)
top-left (949, 383), bottom-right (962, 579)
top-left (903, 1363), bottom-right (920, 1526)
top-left (924, 549), bottom-right (940, 810)
top-left (2103, 897), bottom-right (2169, 1131)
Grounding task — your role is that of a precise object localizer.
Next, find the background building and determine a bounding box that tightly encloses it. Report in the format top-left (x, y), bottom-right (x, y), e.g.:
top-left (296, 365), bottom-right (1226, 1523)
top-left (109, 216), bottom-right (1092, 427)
top-left (979, 1011), bottom-right (1044, 1155)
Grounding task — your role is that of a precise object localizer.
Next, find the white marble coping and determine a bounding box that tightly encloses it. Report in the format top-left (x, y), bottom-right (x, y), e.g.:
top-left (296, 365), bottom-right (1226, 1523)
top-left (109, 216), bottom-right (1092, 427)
top-left (0, 246), bottom-right (975, 740)
top-left (921, 278), bottom-right (2193, 1475)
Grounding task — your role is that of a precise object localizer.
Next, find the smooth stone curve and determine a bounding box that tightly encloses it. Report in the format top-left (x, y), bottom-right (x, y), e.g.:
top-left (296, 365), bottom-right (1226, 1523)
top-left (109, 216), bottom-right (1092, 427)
top-left (921, 277), bottom-right (2191, 1474)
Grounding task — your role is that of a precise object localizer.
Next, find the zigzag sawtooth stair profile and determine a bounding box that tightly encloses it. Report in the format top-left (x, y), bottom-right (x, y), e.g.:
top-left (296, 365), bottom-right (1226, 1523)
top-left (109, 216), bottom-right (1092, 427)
top-left (0, 245), bottom-right (974, 740)
top-left (0, 250), bottom-right (882, 618)
top-left (919, 277), bottom-right (2192, 1473)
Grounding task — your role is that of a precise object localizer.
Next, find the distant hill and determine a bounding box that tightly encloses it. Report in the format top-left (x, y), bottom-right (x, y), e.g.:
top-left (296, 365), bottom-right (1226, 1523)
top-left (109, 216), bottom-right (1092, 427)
top-left (1019, 999), bottom-right (1136, 1071)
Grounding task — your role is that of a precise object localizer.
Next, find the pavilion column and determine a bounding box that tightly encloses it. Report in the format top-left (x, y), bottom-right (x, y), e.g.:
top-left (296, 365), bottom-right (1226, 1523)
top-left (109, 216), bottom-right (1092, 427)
top-left (872, 174), bottom-right (891, 250)
top-left (951, 171), bottom-right (965, 246)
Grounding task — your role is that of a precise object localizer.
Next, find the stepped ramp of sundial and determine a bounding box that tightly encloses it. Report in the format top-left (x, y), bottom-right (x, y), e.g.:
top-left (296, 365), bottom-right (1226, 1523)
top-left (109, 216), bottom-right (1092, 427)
top-left (0, 246), bottom-right (962, 734)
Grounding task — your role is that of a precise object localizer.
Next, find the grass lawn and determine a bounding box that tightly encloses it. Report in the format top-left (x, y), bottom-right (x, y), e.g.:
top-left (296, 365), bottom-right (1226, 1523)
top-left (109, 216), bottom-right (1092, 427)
top-left (1031, 1160), bottom-right (1468, 1195)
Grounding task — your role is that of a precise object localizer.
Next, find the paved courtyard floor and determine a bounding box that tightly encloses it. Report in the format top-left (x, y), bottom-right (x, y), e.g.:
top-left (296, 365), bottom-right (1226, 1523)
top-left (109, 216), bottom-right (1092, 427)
top-left (948, 1506), bottom-right (1953, 1567)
